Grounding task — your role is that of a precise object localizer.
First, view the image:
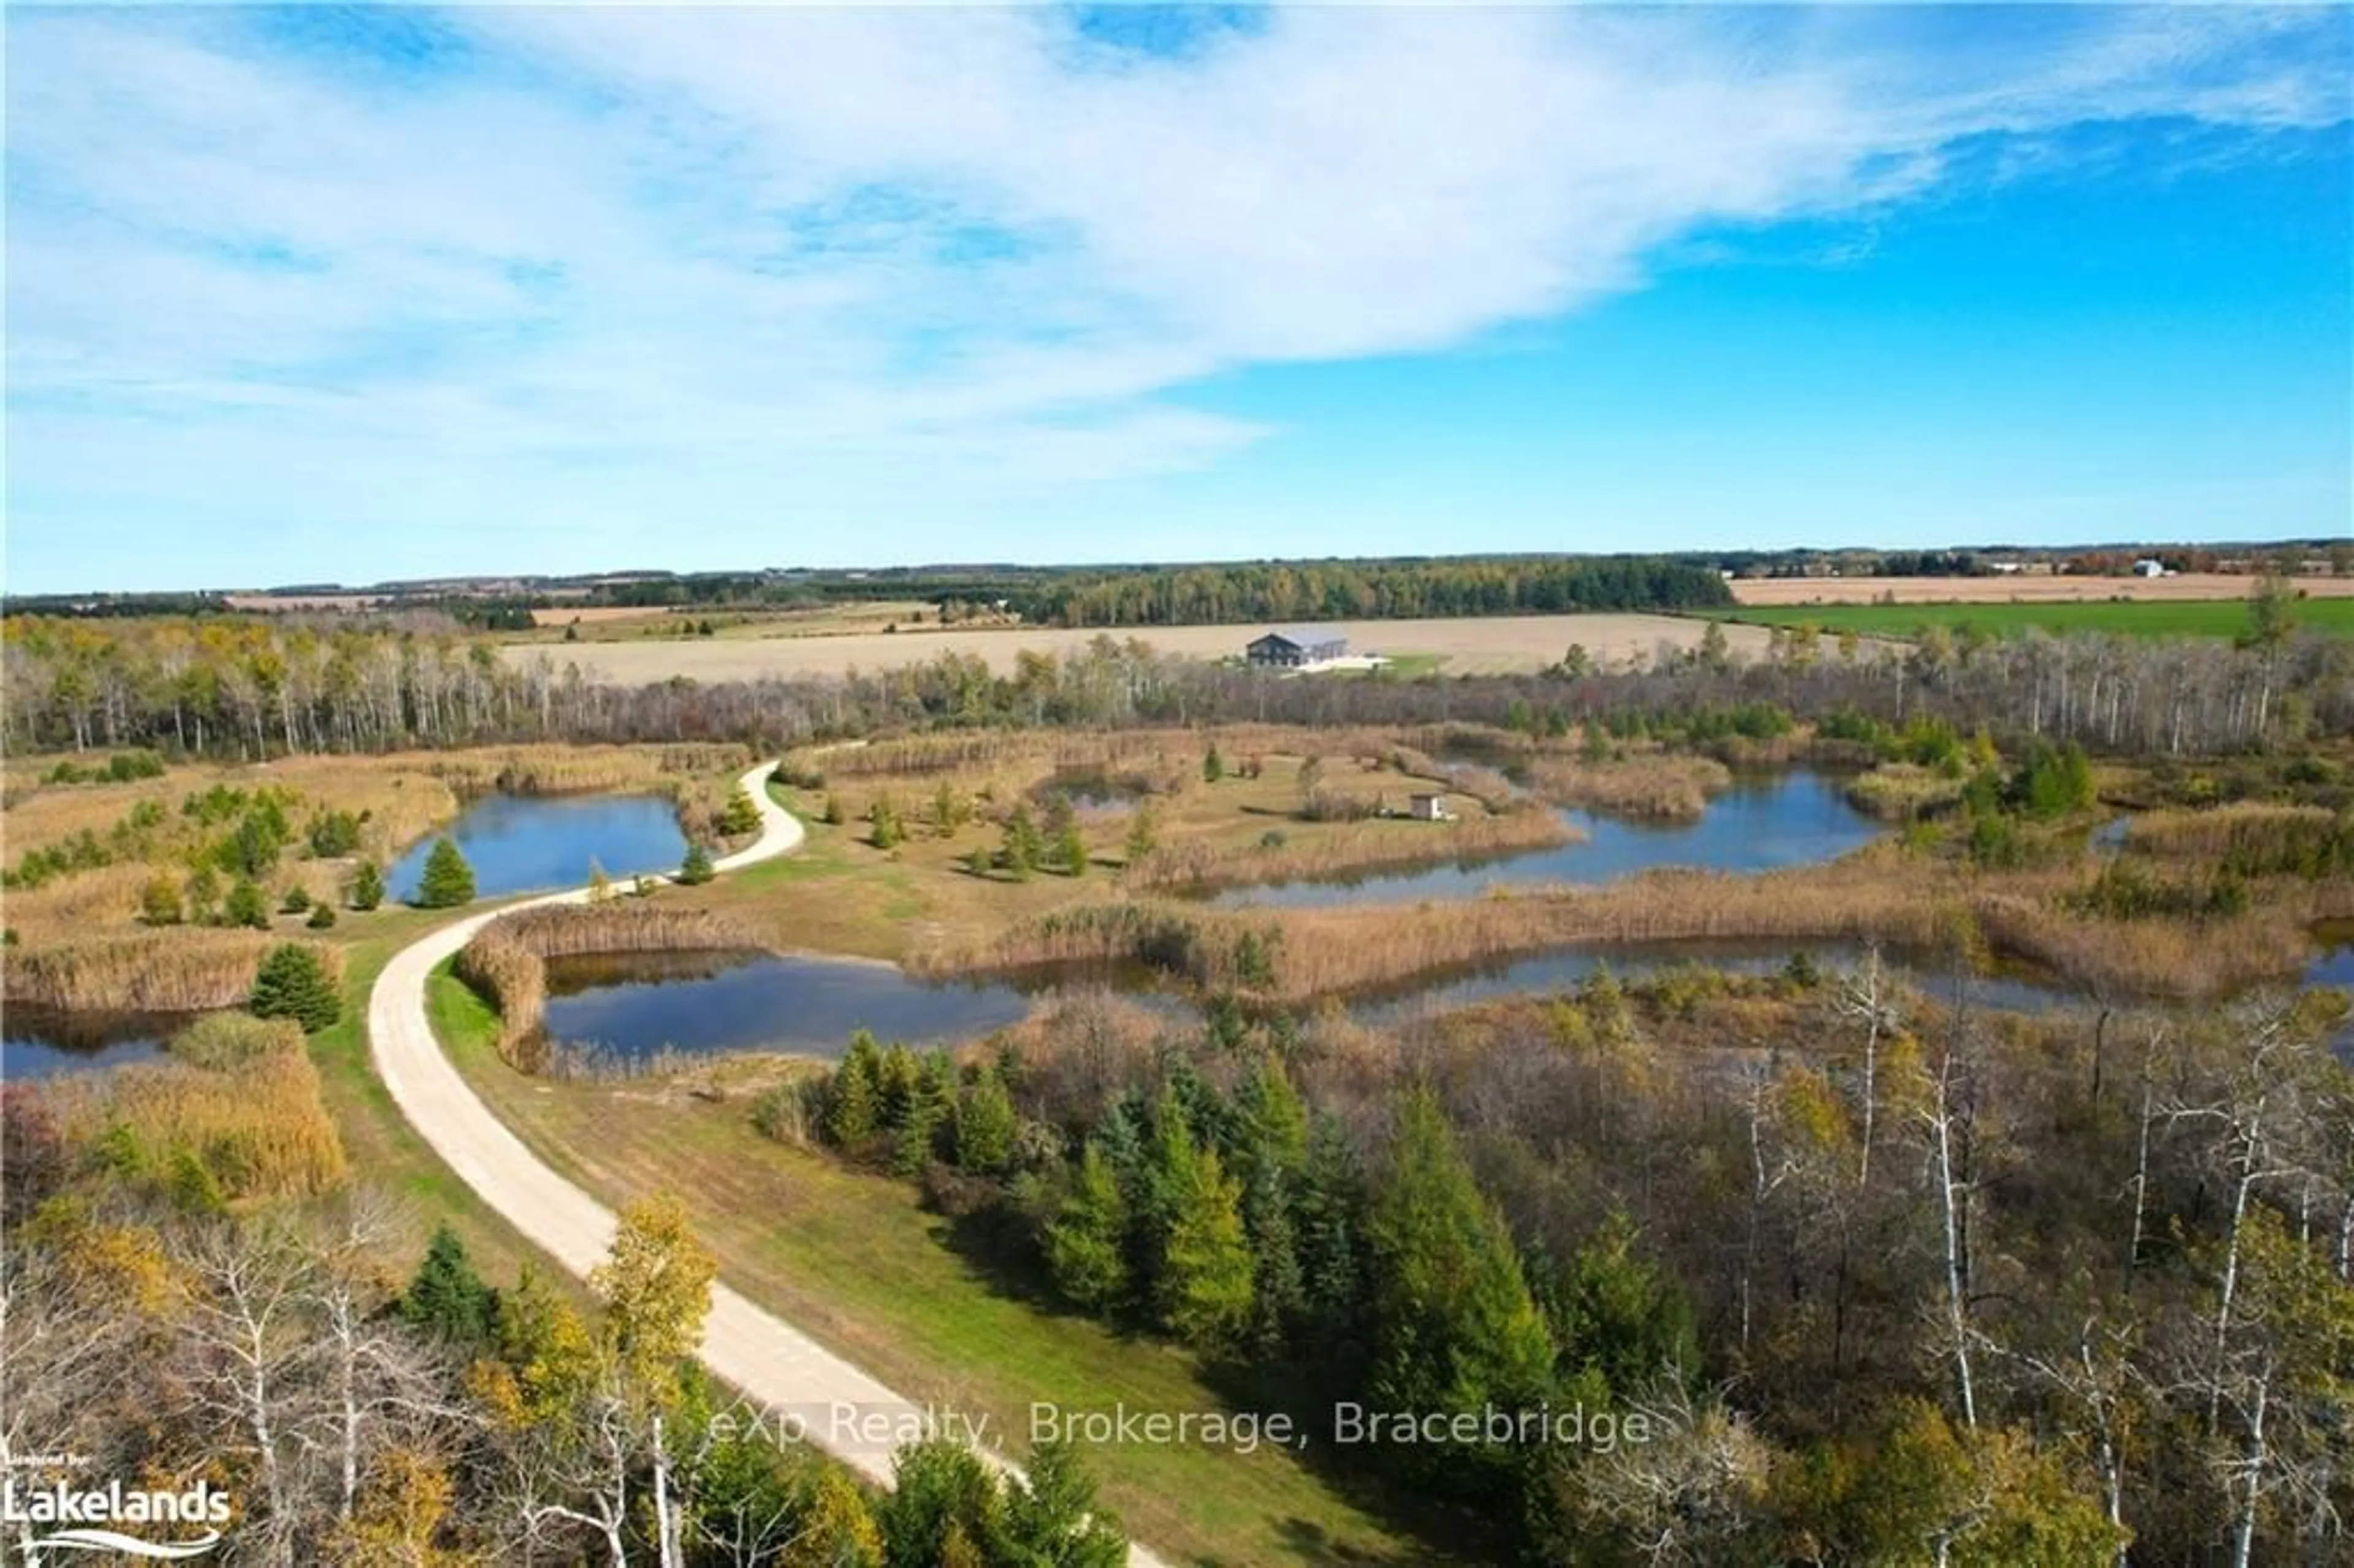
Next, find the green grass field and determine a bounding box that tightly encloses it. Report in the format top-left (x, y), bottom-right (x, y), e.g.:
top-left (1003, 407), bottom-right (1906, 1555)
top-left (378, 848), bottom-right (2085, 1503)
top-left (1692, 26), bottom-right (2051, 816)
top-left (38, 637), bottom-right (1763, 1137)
top-left (1702, 596), bottom-right (2354, 641)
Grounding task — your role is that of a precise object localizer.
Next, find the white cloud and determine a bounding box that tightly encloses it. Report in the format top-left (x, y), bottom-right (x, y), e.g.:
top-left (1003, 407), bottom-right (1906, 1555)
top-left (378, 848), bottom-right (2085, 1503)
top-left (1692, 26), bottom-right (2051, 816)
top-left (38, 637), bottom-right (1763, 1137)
top-left (4, 4), bottom-right (2345, 587)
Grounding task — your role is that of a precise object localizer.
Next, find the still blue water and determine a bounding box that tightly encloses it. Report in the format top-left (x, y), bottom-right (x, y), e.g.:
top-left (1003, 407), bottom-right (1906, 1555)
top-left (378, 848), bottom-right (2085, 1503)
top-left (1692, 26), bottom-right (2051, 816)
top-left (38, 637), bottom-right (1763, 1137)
top-left (539, 950), bottom-right (1034, 1062)
top-left (1211, 770), bottom-right (1883, 908)
top-left (2, 1007), bottom-right (191, 1078)
top-left (390, 794), bottom-right (688, 903)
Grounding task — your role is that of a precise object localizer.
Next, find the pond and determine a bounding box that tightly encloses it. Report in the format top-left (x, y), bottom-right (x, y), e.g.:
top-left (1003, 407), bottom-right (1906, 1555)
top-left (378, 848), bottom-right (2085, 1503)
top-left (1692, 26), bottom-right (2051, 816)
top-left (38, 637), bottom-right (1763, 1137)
top-left (538, 949), bottom-right (1035, 1063)
top-left (1345, 938), bottom-right (2075, 1026)
top-left (390, 794), bottom-right (688, 904)
top-left (1210, 770), bottom-right (1882, 908)
top-left (2, 1005), bottom-right (194, 1078)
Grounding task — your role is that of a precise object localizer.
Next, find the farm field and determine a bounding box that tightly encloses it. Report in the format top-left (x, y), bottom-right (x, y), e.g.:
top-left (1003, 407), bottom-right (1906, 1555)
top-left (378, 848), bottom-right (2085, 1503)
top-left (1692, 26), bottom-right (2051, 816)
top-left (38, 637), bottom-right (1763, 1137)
top-left (514, 597), bottom-right (946, 642)
top-left (1706, 595), bottom-right (2354, 641)
top-left (1730, 571), bottom-right (2353, 606)
top-left (506, 611), bottom-right (1778, 682)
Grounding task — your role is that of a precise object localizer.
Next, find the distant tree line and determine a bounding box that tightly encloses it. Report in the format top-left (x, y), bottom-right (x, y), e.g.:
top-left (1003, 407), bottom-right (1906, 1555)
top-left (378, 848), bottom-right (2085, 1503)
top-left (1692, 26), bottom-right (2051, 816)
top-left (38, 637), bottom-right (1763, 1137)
top-left (6, 601), bottom-right (2348, 767)
top-left (1002, 555), bottom-right (1733, 628)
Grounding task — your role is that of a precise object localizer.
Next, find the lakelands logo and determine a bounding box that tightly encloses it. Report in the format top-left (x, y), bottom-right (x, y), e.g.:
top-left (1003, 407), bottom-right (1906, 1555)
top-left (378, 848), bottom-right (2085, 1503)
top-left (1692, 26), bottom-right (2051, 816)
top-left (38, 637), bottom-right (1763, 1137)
top-left (4, 1477), bottom-right (231, 1563)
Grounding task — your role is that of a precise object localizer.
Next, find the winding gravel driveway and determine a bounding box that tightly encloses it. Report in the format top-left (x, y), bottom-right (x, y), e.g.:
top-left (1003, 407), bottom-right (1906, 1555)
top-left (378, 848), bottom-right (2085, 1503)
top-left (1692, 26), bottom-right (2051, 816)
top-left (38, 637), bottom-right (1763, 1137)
top-left (368, 761), bottom-right (1165, 1563)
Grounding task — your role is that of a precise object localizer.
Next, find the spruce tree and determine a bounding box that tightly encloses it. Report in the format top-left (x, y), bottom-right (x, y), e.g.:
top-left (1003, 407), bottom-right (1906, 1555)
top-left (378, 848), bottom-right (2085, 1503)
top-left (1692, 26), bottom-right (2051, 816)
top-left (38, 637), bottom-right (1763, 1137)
top-left (828, 1034), bottom-right (883, 1148)
top-left (400, 1222), bottom-right (500, 1347)
top-left (1000, 806), bottom-right (1038, 881)
top-left (952, 1069), bottom-right (1018, 1175)
top-left (1159, 1142), bottom-right (1255, 1348)
top-left (677, 843), bottom-right (717, 885)
top-left (718, 786), bottom-right (763, 837)
top-left (1057, 821), bottom-right (1088, 877)
top-left (1367, 1089), bottom-right (1556, 1496)
top-left (414, 837), bottom-right (475, 908)
top-left (347, 857), bottom-right (384, 911)
top-left (1203, 741), bottom-right (1225, 783)
top-left (1003, 1437), bottom-right (1127, 1567)
top-left (1047, 1143), bottom-right (1131, 1313)
top-left (1123, 807), bottom-right (1157, 867)
top-left (247, 942), bottom-right (341, 1031)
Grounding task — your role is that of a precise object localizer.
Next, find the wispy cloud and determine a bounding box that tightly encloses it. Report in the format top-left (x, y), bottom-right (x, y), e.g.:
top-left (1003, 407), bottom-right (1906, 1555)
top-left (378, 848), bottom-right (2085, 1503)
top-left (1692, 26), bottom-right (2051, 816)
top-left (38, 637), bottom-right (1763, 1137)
top-left (6, 4), bottom-right (2345, 587)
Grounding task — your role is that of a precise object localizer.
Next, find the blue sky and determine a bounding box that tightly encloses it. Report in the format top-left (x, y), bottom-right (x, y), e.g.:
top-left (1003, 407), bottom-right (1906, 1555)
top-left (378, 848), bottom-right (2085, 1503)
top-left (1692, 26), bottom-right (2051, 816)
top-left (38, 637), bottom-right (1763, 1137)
top-left (6, 4), bottom-right (2349, 593)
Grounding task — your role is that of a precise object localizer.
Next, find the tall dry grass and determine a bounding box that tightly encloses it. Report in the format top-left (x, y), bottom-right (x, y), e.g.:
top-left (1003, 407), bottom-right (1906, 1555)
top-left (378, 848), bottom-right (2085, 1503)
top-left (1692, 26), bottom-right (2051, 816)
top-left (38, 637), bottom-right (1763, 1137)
top-left (2123, 802), bottom-right (2345, 861)
top-left (1124, 804), bottom-right (1575, 893)
top-left (45, 1014), bottom-right (346, 1201)
top-left (3, 929), bottom-right (304, 1011)
top-left (454, 900), bottom-right (760, 1070)
top-left (1523, 754), bottom-right (1734, 821)
top-left (1971, 895), bottom-right (2317, 1000)
top-left (1843, 764), bottom-right (1967, 823)
top-left (944, 840), bottom-right (2323, 1003)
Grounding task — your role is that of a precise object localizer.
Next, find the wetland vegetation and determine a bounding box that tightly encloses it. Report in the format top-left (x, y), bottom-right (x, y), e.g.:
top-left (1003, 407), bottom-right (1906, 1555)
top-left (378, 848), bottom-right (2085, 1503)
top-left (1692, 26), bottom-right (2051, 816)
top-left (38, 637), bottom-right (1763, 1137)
top-left (7, 589), bottom-right (2353, 1564)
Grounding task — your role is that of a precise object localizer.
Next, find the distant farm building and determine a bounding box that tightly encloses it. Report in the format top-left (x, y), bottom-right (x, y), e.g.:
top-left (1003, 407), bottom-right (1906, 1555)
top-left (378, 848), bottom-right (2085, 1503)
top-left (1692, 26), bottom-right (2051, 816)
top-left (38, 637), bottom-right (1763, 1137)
top-left (2132, 559), bottom-right (2168, 578)
top-left (1246, 628), bottom-right (1349, 668)
top-left (1407, 793), bottom-right (1454, 822)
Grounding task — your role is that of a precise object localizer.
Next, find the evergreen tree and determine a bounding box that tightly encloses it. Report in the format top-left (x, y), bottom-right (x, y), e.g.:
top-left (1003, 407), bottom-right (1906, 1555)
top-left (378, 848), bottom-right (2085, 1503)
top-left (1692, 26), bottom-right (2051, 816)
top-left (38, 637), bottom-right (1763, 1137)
top-left (400, 1222), bottom-right (500, 1347)
top-left (1000, 806), bottom-right (1040, 881)
top-left (1046, 1143), bottom-right (1131, 1313)
top-left (1123, 807), bottom-right (1157, 867)
top-left (1366, 1087), bottom-right (1556, 1496)
top-left (677, 843), bottom-right (717, 885)
top-left (139, 872), bottom-right (183, 926)
top-left (1243, 1166), bottom-right (1307, 1351)
top-left (1203, 741), bottom-right (1225, 783)
top-left (347, 857), bottom-right (384, 911)
top-left (893, 1052), bottom-right (958, 1178)
top-left (247, 942), bottom-right (341, 1030)
top-left (951, 1069), bottom-right (1019, 1175)
top-left (1234, 1056), bottom-right (1309, 1189)
top-left (222, 877), bottom-right (269, 929)
top-left (305, 903), bottom-right (337, 929)
top-left (414, 837), bottom-right (476, 908)
top-left (932, 780), bottom-right (967, 838)
top-left (828, 1033), bottom-right (884, 1147)
top-left (1003, 1437), bottom-right (1127, 1568)
top-left (1161, 1143), bottom-right (1255, 1348)
top-left (1056, 821), bottom-right (1089, 878)
top-left (1544, 1209), bottom-right (1699, 1398)
top-left (878, 1439), bottom-right (1002, 1568)
top-left (875, 1043), bottom-right (921, 1130)
top-left (718, 786), bottom-right (763, 837)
